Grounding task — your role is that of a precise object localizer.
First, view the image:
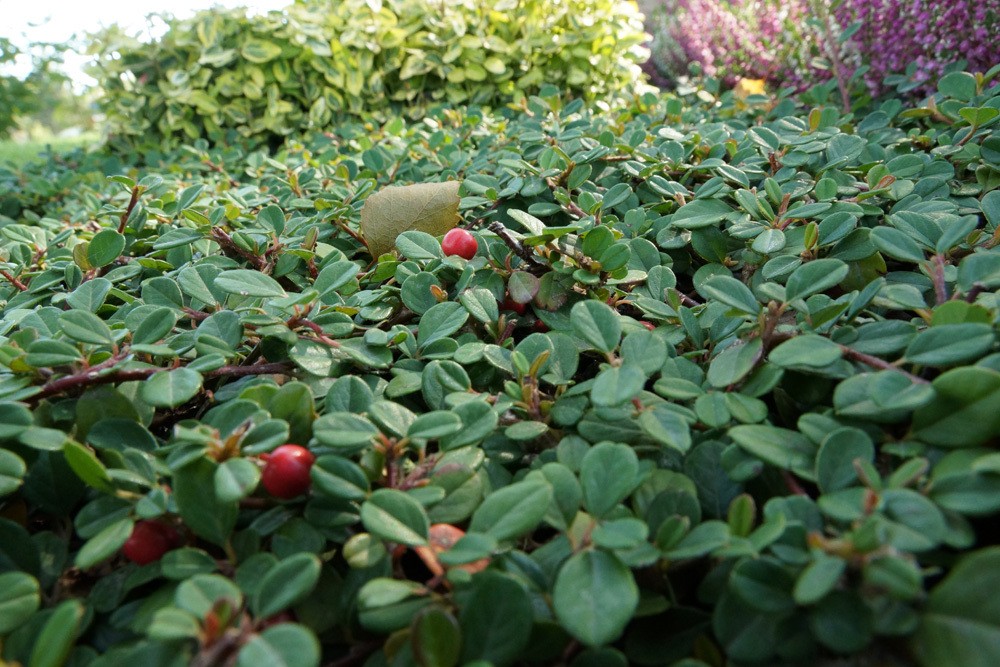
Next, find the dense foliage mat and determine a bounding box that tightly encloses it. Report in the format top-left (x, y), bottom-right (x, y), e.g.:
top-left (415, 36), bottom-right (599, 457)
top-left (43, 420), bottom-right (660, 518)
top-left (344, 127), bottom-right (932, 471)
top-left (0, 73), bottom-right (999, 666)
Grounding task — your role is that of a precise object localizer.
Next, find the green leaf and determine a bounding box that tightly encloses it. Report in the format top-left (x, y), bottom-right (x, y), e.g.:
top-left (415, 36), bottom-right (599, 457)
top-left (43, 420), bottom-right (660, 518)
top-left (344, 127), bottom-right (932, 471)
top-left (728, 425), bottom-right (816, 479)
top-left (63, 440), bottom-right (113, 493)
top-left (809, 591), bottom-right (873, 653)
top-left (361, 489), bottom-right (430, 546)
top-left (29, 599), bottom-right (85, 667)
top-left (707, 338), bottom-right (762, 388)
top-left (571, 300), bottom-right (621, 353)
top-left (408, 411), bottom-right (462, 439)
top-left (459, 288), bottom-right (499, 323)
top-left (173, 458), bottom-right (238, 547)
top-left (214, 458), bottom-right (261, 502)
top-left (418, 301), bottom-right (469, 348)
top-left (343, 533), bottom-right (388, 569)
top-left (904, 324), bottom-right (996, 366)
top-left (784, 258), bottom-right (848, 302)
top-left (870, 226), bottom-right (925, 263)
top-left (310, 455), bottom-right (370, 501)
top-left (141, 368), bottom-right (203, 407)
top-left (148, 608), bottom-right (201, 641)
top-left (507, 271), bottom-right (539, 304)
top-left (160, 548), bottom-right (218, 579)
top-left (815, 427), bottom-right (875, 493)
top-left (670, 199), bottom-right (734, 229)
top-left (237, 623), bottom-right (320, 667)
top-left (639, 405), bottom-right (692, 454)
top-left (700, 275), bottom-right (760, 316)
top-left (361, 182), bottom-right (461, 258)
top-left (580, 442), bottom-right (639, 517)
top-left (257, 204), bottom-right (286, 233)
top-left (0, 572), bottom-right (40, 634)
top-left (591, 364), bottom-right (646, 407)
top-left (912, 367), bottom-right (1000, 447)
top-left (175, 574), bottom-right (243, 617)
top-left (553, 550), bottom-right (638, 646)
top-left (768, 335), bottom-right (842, 368)
top-left (794, 552), bottom-right (846, 605)
top-left (75, 517), bottom-right (132, 569)
top-left (66, 277), bottom-right (112, 312)
top-left (713, 590), bottom-right (779, 663)
top-left (469, 481), bottom-right (552, 541)
top-left (729, 557), bottom-right (795, 613)
top-left (413, 607), bottom-right (462, 667)
top-left (253, 553), bottom-right (322, 618)
top-left (460, 573), bottom-right (534, 665)
top-left (0, 448), bottom-right (26, 497)
top-left (58, 310), bottom-right (115, 346)
top-left (87, 229), bottom-right (127, 268)
top-left (24, 340), bottom-right (82, 367)
top-left (240, 38), bottom-right (284, 63)
top-left (132, 307), bottom-right (179, 345)
top-left (938, 71), bottom-right (977, 100)
top-left (915, 547), bottom-right (1000, 667)
top-left (215, 269), bottom-right (287, 298)
top-left (313, 413), bottom-right (379, 450)
top-left (665, 520), bottom-right (730, 560)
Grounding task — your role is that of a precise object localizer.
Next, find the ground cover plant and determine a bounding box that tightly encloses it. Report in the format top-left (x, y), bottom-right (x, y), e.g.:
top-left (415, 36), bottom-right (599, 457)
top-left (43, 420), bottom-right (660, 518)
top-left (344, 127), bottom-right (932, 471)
top-left (0, 61), bottom-right (999, 667)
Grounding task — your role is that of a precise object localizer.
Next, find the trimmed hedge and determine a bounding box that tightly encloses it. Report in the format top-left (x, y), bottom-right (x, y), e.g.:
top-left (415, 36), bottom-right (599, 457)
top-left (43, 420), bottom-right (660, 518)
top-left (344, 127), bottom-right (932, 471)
top-left (90, 0), bottom-right (650, 151)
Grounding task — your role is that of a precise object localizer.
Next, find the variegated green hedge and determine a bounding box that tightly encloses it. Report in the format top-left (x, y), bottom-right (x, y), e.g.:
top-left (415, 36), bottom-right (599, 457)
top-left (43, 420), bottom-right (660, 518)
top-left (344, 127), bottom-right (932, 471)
top-left (90, 0), bottom-right (649, 151)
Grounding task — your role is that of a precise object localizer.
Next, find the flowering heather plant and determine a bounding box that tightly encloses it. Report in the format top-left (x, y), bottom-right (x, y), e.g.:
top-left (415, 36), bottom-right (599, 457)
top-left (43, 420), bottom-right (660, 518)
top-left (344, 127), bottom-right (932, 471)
top-left (646, 0), bottom-right (999, 99)
top-left (646, 0), bottom-right (819, 87)
top-left (835, 0), bottom-right (1000, 96)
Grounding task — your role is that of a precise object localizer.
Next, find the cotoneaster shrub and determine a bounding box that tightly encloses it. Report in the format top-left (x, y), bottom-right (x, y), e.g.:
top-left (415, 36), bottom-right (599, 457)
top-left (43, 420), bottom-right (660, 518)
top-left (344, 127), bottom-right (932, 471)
top-left (90, 0), bottom-right (650, 152)
top-left (0, 73), bottom-right (999, 666)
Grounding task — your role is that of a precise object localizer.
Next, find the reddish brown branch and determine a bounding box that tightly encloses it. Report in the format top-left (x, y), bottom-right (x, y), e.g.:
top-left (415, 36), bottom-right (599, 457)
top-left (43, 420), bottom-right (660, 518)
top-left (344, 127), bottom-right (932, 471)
top-left (332, 219), bottom-right (368, 251)
top-left (486, 222), bottom-right (547, 272)
top-left (930, 254), bottom-right (949, 305)
top-left (838, 346), bottom-right (929, 384)
top-left (210, 227), bottom-right (267, 271)
top-left (117, 186), bottom-right (141, 234)
top-left (182, 307), bottom-right (212, 322)
top-left (28, 360), bottom-right (295, 405)
top-left (781, 470), bottom-right (810, 497)
top-left (202, 159), bottom-right (240, 188)
top-left (1, 269), bottom-right (28, 291)
top-left (545, 177), bottom-right (588, 218)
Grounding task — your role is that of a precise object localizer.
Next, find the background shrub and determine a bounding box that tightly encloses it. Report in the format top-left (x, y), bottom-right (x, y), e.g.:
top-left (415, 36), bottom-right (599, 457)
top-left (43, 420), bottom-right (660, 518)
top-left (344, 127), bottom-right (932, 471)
top-left (835, 0), bottom-right (1000, 96)
top-left (0, 38), bottom-right (36, 138)
top-left (646, 0), bottom-right (811, 85)
top-left (91, 0), bottom-right (649, 151)
top-left (645, 0), bottom-right (998, 97)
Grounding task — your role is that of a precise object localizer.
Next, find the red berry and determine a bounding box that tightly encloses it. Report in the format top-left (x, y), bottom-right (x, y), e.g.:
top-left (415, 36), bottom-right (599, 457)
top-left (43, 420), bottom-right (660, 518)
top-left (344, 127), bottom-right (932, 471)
top-left (532, 320), bottom-right (549, 333)
top-left (123, 520), bottom-right (179, 565)
top-left (441, 228), bottom-right (478, 260)
top-left (261, 444), bottom-right (316, 499)
top-left (501, 295), bottom-right (528, 315)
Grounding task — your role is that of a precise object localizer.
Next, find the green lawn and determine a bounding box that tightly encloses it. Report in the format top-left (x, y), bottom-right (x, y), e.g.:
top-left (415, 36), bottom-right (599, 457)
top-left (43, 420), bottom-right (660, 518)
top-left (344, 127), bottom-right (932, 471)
top-left (0, 132), bottom-right (100, 168)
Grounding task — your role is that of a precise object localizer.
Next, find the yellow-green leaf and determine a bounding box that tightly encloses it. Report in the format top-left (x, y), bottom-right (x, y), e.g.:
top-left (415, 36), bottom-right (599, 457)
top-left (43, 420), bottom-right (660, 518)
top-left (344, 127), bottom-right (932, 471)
top-left (360, 182), bottom-right (461, 258)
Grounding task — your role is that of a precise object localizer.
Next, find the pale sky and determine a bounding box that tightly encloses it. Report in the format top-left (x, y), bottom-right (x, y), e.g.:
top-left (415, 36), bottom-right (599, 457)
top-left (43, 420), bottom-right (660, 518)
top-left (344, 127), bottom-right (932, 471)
top-left (1, 0), bottom-right (290, 85)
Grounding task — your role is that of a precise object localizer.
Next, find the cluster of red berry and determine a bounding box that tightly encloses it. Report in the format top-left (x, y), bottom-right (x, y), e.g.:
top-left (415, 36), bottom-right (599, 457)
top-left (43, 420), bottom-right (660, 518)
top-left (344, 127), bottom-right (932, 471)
top-left (122, 444), bottom-right (316, 564)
